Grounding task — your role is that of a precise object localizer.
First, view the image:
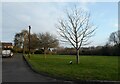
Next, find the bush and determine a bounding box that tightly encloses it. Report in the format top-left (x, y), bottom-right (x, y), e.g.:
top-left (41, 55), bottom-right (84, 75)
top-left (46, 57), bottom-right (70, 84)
top-left (34, 49), bottom-right (44, 54)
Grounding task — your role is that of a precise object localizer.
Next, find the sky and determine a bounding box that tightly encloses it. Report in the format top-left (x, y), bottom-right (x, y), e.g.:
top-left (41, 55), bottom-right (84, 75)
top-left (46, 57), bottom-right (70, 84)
top-left (1, 0), bottom-right (119, 47)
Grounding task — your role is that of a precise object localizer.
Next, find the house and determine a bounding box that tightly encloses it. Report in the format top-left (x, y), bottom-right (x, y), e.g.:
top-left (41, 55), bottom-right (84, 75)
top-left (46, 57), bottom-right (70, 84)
top-left (2, 42), bottom-right (13, 49)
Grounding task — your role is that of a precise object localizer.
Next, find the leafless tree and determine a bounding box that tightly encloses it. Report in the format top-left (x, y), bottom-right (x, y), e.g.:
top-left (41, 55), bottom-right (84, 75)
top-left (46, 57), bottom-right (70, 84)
top-left (30, 33), bottom-right (39, 54)
top-left (56, 7), bottom-right (96, 64)
top-left (37, 32), bottom-right (59, 57)
top-left (109, 30), bottom-right (120, 45)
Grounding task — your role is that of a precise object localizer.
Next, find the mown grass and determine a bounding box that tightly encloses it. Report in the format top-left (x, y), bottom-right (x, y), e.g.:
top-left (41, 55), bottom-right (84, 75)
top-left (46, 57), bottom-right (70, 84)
top-left (25, 54), bottom-right (119, 81)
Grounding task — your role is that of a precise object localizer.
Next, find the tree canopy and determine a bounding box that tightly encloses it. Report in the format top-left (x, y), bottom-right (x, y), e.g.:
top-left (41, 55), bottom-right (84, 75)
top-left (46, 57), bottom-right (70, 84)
top-left (37, 32), bottom-right (59, 54)
top-left (14, 30), bottom-right (59, 54)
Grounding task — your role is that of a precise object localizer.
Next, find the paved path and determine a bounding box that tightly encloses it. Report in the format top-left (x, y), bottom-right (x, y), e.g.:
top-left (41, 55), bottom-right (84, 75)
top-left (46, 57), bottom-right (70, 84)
top-left (2, 54), bottom-right (73, 83)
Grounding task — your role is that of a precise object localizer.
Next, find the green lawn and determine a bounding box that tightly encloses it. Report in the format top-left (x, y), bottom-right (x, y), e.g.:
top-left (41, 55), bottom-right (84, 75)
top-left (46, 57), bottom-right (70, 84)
top-left (25, 54), bottom-right (119, 81)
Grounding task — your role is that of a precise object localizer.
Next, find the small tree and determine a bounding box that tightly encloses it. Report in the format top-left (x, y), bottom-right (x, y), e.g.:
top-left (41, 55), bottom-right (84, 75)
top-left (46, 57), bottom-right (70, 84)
top-left (37, 32), bottom-right (59, 57)
top-left (56, 6), bottom-right (96, 64)
top-left (109, 30), bottom-right (120, 45)
top-left (30, 33), bottom-right (39, 54)
top-left (109, 30), bottom-right (120, 55)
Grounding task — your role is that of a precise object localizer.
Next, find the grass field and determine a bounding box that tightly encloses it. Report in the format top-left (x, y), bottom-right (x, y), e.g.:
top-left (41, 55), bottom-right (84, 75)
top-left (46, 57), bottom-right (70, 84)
top-left (25, 54), bottom-right (119, 81)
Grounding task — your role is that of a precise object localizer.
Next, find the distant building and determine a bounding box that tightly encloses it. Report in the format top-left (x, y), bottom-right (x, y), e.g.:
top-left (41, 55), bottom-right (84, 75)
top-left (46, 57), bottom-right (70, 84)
top-left (2, 42), bottom-right (13, 49)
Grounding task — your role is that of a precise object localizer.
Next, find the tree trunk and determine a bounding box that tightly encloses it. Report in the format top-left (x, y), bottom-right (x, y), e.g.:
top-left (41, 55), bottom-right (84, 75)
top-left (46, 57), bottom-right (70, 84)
top-left (23, 43), bottom-right (25, 54)
top-left (44, 48), bottom-right (47, 59)
top-left (76, 49), bottom-right (79, 64)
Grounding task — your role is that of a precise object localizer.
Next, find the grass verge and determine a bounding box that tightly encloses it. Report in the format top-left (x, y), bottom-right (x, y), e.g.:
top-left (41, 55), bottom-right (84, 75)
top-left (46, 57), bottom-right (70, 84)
top-left (24, 54), bottom-right (119, 81)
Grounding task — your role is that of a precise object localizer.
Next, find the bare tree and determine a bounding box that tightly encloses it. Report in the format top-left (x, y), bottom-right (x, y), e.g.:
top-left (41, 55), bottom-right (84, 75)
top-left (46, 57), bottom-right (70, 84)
top-left (30, 33), bottom-right (39, 54)
top-left (37, 32), bottom-right (59, 57)
top-left (56, 7), bottom-right (96, 64)
top-left (109, 30), bottom-right (120, 45)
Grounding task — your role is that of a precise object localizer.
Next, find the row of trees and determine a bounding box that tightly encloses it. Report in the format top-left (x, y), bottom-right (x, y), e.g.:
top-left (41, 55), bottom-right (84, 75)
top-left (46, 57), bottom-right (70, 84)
top-left (56, 30), bottom-right (120, 56)
top-left (13, 29), bottom-right (120, 62)
top-left (14, 30), bottom-right (59, 54)
top-left (56, 44), bottom-right (120, 56)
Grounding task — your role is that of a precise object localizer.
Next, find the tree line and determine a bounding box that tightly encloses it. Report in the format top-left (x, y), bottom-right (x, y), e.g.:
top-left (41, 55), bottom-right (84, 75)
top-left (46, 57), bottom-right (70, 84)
top-left (56, 44), bottom-right (120, 56)
top-left (56, 30), bottom-right (120, 56)
top-left (13, 29), bottom-right (120, 56)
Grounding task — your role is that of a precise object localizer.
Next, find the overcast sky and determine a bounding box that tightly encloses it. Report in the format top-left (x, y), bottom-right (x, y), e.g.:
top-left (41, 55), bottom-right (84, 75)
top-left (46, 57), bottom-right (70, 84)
top-left (1, 1), bottom-right (119, 47)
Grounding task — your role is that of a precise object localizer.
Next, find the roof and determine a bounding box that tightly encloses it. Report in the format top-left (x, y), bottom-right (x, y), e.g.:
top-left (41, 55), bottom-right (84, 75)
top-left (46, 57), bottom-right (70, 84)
top-left (2, 42), bottom-right (12, 46)
top-left (2, 42), bottom-right (13, 49)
